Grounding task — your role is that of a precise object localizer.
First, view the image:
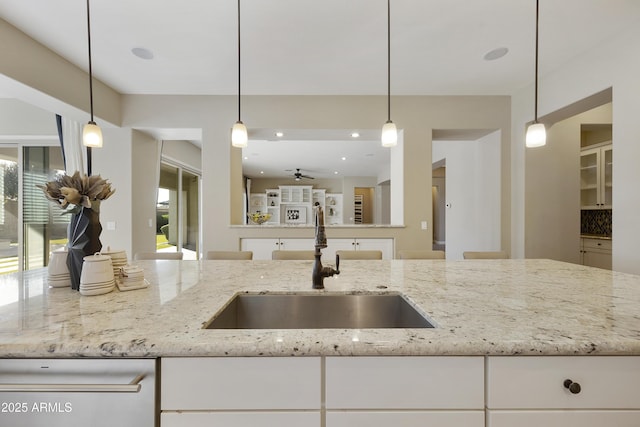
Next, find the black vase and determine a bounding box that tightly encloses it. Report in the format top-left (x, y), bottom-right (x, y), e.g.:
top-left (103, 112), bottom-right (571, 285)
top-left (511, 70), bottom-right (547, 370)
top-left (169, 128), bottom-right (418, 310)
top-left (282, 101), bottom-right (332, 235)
top-left (66, 206), bottom-right (102, 290)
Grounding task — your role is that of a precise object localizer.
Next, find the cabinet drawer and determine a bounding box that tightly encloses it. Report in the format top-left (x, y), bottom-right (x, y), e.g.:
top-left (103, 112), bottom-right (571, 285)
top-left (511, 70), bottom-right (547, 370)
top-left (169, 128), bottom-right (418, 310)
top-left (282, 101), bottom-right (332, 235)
top-left (161, 357), bottom-right (320, 410)
top-left (162, 412), bottom-right (320, 427)
top-left (487, 356), bottom-right (640, 409)
top-left (488, 410), bottom-right (640, 427)
top-left (327, 411), bottom-right (484, 427)
top-left (582, 238), bottom-right (611, 251)
top-left (326, 356), bottom-right (484, 409)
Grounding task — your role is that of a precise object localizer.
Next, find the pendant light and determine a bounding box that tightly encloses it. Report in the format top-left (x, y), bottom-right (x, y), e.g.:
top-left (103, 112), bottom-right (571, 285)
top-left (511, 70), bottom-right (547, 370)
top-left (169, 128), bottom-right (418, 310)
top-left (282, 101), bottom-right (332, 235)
top-left (82, 0), bottom-right (103, 149)
top-left (231, 0), bottom-right (248, 148)
top-left (525, 0), bottom-right (546, 148)
top-left (381, 0), bottom-right (397, 148)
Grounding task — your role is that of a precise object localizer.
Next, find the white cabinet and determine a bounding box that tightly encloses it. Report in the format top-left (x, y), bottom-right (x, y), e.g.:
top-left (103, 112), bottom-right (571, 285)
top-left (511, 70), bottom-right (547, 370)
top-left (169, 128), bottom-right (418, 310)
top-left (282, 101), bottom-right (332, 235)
top-left (487, 356), bottom-right (640, 426)
top-left (242, 237), bottom-right (393, 260)
top-left (161, 357), bottom-right (321, 427)
top-left (251, 187), bottom-right (342, 225)
top-left (325, 238), bottom-right (394, 260)
top-left (265, 189), bottom-right (280, 224)
top-left (312, 188), bottom-right (325, 210)
top-left (326, 356), bottom-right (484, 426)
top-left (580, 144), bottom-right (612, 209)
top-left (327, 411), bottom-right (483, 427)
top-left (580, 237), bottom-right (612, 270)
top-left (249, 192), bottom-right (279, 224)
top-left (241, 238), bottom-right (315, 260)
top-left (325, 193), bottom-right (343, 224)
top-left (163, 412), bottom-right (319, 427)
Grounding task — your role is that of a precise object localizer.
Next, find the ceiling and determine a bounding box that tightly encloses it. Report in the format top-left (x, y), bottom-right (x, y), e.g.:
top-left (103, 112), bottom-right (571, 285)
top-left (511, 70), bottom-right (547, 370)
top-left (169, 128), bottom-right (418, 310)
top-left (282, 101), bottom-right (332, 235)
top-left (0, 0), bottom-right (638, 177)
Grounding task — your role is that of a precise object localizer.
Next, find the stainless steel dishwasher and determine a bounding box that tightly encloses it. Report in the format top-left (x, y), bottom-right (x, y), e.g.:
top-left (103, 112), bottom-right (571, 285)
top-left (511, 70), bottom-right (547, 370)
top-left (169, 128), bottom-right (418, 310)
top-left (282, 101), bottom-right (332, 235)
top-left (0, 358), bottom-right (156, 427)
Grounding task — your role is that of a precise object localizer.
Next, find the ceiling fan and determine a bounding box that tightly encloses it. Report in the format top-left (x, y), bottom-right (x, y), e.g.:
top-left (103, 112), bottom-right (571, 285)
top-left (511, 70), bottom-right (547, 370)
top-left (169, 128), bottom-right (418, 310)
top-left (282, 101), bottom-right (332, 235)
top-left (291, 168), bottom-right (315, 181)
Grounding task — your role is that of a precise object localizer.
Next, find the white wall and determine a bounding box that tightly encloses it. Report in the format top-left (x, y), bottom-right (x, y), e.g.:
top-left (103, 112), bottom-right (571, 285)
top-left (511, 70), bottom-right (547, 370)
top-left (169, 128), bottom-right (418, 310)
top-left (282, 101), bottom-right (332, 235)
top-left (511, 24), bottom-right (640, 273)
top-left (161, 140), bottom-right (202, 172)
top-left (433, 131), bottom-right (501, 260)
top-left (92, 128), bottom-right (134, 257)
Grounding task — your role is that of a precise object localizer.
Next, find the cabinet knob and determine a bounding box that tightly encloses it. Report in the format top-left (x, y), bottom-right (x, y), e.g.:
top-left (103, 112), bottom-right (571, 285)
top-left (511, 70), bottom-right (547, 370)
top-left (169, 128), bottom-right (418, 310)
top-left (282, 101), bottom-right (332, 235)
top-left (563, 379), bottom-right (582, 394)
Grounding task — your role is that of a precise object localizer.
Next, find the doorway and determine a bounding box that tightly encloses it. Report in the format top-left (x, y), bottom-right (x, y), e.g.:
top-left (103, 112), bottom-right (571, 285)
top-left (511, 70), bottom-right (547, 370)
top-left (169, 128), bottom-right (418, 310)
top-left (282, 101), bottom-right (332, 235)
top-left (354, 187), bottom-right (374, 224)
top-left (157, 162), bottom-right (200, 259)
top-left (0, 143), bottom-right (67, 274)
top-left (432, 130), bottom-right (501, 260)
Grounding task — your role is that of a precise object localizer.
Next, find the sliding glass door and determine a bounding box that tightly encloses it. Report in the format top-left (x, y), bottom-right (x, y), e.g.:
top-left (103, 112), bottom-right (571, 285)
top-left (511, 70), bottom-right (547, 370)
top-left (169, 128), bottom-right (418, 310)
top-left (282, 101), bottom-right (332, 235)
top-left (0, 143), bottom-right (66, 274)
top-left (157, 162), bottom-right (200, 259)
top-left (0, 147), bottom-right (19, 274)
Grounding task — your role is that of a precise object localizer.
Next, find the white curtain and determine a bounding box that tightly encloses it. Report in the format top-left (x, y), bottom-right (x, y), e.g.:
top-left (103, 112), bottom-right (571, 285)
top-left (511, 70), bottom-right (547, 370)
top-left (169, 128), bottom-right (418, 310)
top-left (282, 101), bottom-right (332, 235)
top-left (60, 117), bottom-right (86, 175)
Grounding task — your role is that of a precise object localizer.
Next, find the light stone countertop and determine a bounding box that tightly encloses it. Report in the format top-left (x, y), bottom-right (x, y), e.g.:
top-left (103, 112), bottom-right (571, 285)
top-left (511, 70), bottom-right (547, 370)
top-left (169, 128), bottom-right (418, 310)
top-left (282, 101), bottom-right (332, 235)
top-left (1, 259), bottom-right (639, 358)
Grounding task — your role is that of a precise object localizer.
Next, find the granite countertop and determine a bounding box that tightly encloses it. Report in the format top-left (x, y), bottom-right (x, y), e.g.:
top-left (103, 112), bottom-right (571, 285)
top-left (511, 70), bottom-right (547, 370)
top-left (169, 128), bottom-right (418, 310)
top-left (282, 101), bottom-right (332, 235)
top-left (1, 259), bottom-right (639, 358)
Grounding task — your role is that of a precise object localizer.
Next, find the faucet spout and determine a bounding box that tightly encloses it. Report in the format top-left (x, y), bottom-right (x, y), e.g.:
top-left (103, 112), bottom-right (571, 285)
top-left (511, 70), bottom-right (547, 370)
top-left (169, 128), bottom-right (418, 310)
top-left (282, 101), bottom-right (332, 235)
top-left (312, 206), bottom-right (339, 289)
top-left (315, 205), bottom-right (327, 249)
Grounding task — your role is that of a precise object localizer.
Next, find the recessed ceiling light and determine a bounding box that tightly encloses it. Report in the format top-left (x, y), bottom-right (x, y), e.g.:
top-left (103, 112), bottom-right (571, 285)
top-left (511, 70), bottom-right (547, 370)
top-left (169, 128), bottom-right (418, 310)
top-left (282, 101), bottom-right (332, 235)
top-left (275, 132), bottom-right (284, 137)
top-left (351, 132), bottom-right (360, 138)
top-left (483, 47), bottom-right (509, 61)
top-left (243, 156), bottom-right (248, 160)
top-left (341, 156), bottom-right (347, 161)
top-left (131, 47), bottom-right (154, 60)
top-left (334, 171), bottom-right (339, 175)
top-left (260, 171), bottom-right (264, 174)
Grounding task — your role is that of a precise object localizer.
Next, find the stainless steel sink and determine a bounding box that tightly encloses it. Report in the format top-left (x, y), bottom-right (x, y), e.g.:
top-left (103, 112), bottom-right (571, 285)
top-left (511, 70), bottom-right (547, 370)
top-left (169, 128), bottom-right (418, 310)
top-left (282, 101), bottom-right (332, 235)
top-left (203, 293), bottom-right (435, 329)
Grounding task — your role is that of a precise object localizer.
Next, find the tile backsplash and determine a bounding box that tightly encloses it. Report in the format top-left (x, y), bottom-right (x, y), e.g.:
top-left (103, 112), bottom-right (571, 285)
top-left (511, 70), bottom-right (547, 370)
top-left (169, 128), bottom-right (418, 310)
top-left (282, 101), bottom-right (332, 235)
top-left (581, 209), bottom-right (612, 236)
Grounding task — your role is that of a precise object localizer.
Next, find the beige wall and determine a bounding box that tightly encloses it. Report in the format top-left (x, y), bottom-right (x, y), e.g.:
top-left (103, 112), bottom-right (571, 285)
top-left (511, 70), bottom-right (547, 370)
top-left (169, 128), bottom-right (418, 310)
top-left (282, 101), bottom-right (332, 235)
top-left (525, 103), bottom-right (612, 262)
top-left (121, 94), bottom-right (511, 256)
top-left (0, 18), bottom-right (121, 127)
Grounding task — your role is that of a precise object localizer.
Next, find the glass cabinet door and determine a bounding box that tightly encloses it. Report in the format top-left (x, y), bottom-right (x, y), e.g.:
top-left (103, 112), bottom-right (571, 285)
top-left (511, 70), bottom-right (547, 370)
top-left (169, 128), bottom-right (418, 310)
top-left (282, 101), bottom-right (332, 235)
top-left (602, 146), bottom-right (613, 208)
top-left (580, 148), bottom-right (600, 209)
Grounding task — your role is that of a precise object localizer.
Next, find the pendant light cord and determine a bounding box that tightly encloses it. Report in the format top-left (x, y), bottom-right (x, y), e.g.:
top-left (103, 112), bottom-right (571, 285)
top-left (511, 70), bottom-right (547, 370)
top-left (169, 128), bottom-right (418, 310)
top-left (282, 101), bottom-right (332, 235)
top-left (237, 0), bottom-right (242, 122)
top-left (534, 0), bottom-right (539, 122)
top-left (86, 0), bottom-right (94, 177)
top-left (387, 0), bottom-right (391, 122)
top-left (86, 0), bottom-right (94, 123)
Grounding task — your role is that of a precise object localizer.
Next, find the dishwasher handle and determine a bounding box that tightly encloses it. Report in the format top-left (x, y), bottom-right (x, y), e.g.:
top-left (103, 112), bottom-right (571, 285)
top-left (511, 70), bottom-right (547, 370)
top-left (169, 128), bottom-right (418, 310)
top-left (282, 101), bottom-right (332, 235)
top-left (0, 374), bottom-right (145, 393)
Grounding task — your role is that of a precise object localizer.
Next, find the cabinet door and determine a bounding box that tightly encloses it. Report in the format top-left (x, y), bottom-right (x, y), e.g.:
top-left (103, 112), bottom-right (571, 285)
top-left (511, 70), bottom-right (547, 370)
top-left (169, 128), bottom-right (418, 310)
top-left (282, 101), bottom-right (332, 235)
top-left (326, 356), bottom-right (484, 410)
top-left (241, 238), bottom-right (281, 260)
top-left (582, 249), bottom-right (612, 270)
top-left (581, 238), bottom-right (612, 269)
top-left (161, 357), bottom-right (321, 410)
top-left (279, 238), bottom-right (315, 251)
top-left (487, 356), bottom-right (640, 410)
top-left (488, 410), bottom-right (640, 427)
top-left (601, 145), bottom-right (613, 208)
top-left (327, 411), bottom-right (484, 427)
top-left (580, 148), bottom-right (599, 208)
top-left (325, 238), bottom-right (357, 261)
top-left (162, 412), bottom-right (320, 427)
top-left (355, 238), bottom-right (394, 259)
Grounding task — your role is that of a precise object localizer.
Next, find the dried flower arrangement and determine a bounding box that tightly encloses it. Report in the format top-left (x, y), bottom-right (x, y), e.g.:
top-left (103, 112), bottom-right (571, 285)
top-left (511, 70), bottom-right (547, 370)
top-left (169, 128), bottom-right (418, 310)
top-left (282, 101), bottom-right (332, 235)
top-left (37, 171), bottom-right (115, 213)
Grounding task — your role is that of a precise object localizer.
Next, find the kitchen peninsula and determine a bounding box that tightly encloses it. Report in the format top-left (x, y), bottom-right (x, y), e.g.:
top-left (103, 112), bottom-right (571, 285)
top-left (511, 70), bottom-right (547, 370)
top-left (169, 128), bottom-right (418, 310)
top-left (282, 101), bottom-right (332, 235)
top-left (2, 259), bottom-right (640, 426)
top-left (1, 258), bottom-right (640, 357)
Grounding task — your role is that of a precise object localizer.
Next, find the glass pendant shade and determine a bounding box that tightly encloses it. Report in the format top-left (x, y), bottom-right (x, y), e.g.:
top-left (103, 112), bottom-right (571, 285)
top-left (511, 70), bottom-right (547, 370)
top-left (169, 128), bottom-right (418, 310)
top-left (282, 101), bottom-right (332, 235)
top-left (231, 120), bottom-right (248, 148)
top-left (381, 120), bottom-right (398, 147)
top-left (525, 122), bottom-right (546, 148)
top-left (83, 121), bottom-right (103, 147)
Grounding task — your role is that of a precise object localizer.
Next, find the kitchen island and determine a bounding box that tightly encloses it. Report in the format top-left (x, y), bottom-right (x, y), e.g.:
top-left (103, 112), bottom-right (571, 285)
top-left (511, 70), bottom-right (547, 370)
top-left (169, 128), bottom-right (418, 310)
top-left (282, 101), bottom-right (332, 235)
top-left (3, 259), bottom-right (640, 426)
top-left (1, 258), bottom-right (639, 357)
